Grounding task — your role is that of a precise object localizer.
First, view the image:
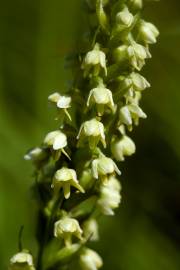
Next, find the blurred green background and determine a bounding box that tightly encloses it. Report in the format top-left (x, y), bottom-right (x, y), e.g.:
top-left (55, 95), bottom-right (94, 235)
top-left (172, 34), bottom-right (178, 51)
top-left (0, 0), bottom-right (180, 269)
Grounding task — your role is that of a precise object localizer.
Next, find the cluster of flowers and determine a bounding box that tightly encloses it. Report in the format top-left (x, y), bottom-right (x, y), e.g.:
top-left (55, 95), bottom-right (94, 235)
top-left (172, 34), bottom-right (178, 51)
top-left (9, 0), bottom-right (158, 270)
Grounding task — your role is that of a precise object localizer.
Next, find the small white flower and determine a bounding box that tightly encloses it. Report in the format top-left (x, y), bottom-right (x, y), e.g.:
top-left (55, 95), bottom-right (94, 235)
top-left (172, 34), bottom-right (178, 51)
top-left (77, 118), bottom-right (106, 149)
top-left (54, 217), bottom-right (83, 246)
top-left (48, 92), bottom-right (72, 120)
top-left (92, 156), bottom-right (121, 182)
top-left (116, 6), bottom-right (134, 30)
top-left (83, 219), bottom-right (99, 241)
top-left (138, 20), bottom-right (159, 44)
top-left (44, 130), bottom-right (67, 150)
top-left (127, 42), bottom-right (151, 70)
top-left (52, 168), bottom-right (85, 199)
top-left (80, 248), bottom-right (103, 270)
top-left (87, 86), bottom-right (115, 115)
top-left (119, 103), bottom-right (147, 128)
top-left (9, 251), bottom-right (35, 270)
top-left (24, 147), bottom-right (48, 167)
top-left (113, 42), bottom-right (151, 70)
top-left (111, 135), bottom-right (136, 161)
top-left (82, 43), bottom-right (107, 77)
top-left (98, 176), bottom-right (121, 215)
top-left (129, 72), bottom-right (150, 91)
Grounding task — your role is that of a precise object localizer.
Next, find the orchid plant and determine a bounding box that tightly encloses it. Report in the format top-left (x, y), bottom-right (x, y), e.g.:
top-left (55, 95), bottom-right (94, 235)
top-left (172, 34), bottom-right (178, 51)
top-left (9, 0), bottom-right (159, 270)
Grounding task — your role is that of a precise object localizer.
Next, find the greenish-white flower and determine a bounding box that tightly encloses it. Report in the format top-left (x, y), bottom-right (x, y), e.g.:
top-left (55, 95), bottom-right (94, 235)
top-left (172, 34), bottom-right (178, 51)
top-left (44, 130), bottom-right (67, 150)
top-left (83, 218), bottom-right (99, 241)
top-left (9, 251), bottom-right (35, 270)
top-left (129, 72), bottom-right (150, 91)
top-left (115, 6), bottom-right (134, 31)
top-left (80, 248), bottom-right (103, 270)
top-left (127, 41), bottom-right (151, 70)
top-left (92, 156), bottom-right (121, 182)
top-left (54, 217), bottom-right (83, 246)
top-left (113, 42), bottom-right (151, 70)
top-left (48, 92), bottom-right (72, 120)
top-left (138, 20), bottom-right (159, 44)
top-left (52, 167), bottom-right (85, 199)
top-left (87, 86), bottom-right (115, 115)
top-left (98, 176), bottom-right (121, 215)
top-left (24, 147), bottom-right (48, 167)
top-left (77, 118), bottom-right (106, 149)
top-left (119, 103), bottom-right (147, 128)
top-left (111, 135), bottom-right (136, 161)
top-left (82, 43), bottom-right (107, 77)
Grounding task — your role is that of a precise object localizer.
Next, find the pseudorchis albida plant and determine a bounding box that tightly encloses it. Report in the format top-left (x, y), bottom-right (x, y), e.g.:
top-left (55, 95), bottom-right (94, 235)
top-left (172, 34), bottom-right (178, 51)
top-left (9, 0), bottom-right (159, 269)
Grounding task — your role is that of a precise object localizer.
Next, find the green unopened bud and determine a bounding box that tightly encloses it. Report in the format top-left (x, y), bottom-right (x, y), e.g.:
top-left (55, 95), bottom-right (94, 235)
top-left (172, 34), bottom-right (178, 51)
top-left (9, 251), bottom-right (35, 270)
top-left (129, 0), bottom-right (143, 9)
top-left (87, 85), bottom-right (115, 115)
top-left (52, 168), bottom-right (85, 199)
top-left (86, 0), bottom-right (109, 9)
top-left (138, 20), bottom-right (159, 44)
top-left (83, 219), bottom-right (99, 241)
top-left (111, 135), bottom-right (136, 161)
top-left (115, 6), bottom-right (134, 31)
top-left (92, 156), bottom-right (121, 182)
top-left (82, 43), bottom-right (107, 77)
top-left (54, 217), bottom-right (83, 247)
top-left (98, 176), bottom-right (121, 215)
top-left (113, 44), bottom-right (128, 63)
top-left (80, 248), bottom-right (103, 270)
top-left (77, 118), bottom-right (106, 149)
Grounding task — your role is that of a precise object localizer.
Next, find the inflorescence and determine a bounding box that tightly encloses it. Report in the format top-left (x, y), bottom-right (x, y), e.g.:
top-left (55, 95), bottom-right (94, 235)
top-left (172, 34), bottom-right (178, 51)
top-left (9, 0), bottom-right (159, 269)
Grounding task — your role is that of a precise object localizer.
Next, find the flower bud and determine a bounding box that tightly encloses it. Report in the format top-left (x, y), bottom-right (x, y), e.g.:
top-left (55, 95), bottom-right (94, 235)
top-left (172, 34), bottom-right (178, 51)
top-left (113, 45), bottom-right (128, 63)
top-left (116, 6), bottom-right (134, 30)
top-left (92, 156), bottom-right (121, 182)
top-left (82, 43), bottom-right (107, 77)
top-left (83, 219), bottom-right (99, 241)
top-left (129, 0), bottom-right (143, 9)
top-left (111, 135), bottom-right (136, 161)
top-left (138, 20), bottom-right (159, 44)
top-left (52, 168), bottom-right (85, 199)
top-left (54, 217), bottom-right (83, 246)
top-left (98, 176), bottom-right (121, 215)
top-left (80, 248), bottom-right (103, 270)
top-left (77, 118), bottom-right (106, 149)
top-left (9, 251), bottom-right (35, 270)
top-left (87, 85), bottom-right (115, 115)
